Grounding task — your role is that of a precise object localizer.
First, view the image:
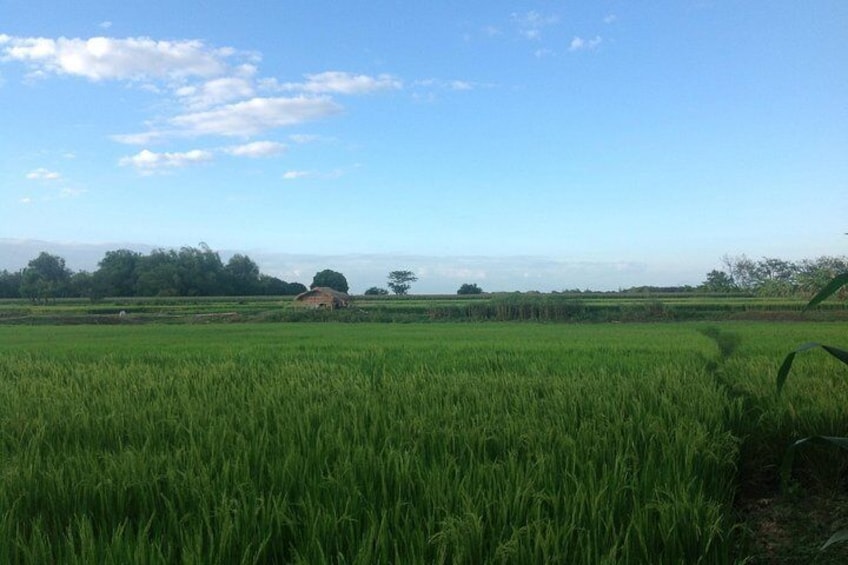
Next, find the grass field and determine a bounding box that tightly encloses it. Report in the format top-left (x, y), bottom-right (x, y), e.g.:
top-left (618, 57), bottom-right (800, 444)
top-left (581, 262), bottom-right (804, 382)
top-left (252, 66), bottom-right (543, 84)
top-left (2, 322), bottom-right (848, 563)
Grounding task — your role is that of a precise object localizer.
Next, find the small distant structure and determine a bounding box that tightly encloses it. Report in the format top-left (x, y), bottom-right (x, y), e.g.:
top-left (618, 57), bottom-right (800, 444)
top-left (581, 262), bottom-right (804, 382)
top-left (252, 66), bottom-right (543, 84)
top-left (294, 287), bottom-right (351, 309)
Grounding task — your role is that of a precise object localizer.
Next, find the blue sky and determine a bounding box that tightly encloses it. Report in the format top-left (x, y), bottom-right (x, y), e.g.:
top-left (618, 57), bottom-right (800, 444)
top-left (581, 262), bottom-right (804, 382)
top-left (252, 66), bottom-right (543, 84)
top-left (1, 1), bottom-right (845, 292)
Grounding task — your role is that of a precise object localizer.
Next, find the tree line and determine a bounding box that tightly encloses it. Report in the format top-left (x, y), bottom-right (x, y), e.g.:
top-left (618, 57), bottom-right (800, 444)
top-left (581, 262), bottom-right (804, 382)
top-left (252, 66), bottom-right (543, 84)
top-left (700, 255), bottom-right (848, 296)
top-left (0, 245), bottom-right (307, 302)
top-left (3, 248), bottom-right (844, 302)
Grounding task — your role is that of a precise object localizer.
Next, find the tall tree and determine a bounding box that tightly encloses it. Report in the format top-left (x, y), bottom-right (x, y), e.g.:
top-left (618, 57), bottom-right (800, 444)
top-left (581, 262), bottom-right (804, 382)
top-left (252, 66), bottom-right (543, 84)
top-left (387, 270), bottom-right (417, 295)
top-left (69, 271), bottom-right (95, 300)
top-left (134, 249), bottom-right (180, 296)
top-left (225, 254), bottom-right (261, 295)
top-left (700, 270), bottom-right (736, 293)
top-left (0, 270), bottom-right (22, 298)
top-left (457, 283), bottom-right (483, 295)
top-left (20, 252), bottom-right (71, 303)
top-left (94, 249), bottom-right (141, 297)
top-left (311, 269), bottom-right (349, 293)
top-left (174, 244), bottom-right (225, 296)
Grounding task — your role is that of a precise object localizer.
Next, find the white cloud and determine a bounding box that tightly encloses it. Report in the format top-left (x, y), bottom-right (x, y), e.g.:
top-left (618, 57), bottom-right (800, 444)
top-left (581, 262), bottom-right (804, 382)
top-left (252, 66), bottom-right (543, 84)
top-left (176, 76), bottom-right (255, 109)
top-left (273, 71), bottom-right (402, 95)
top-left (569, 37), bottom-right (585, 51)
top-left (118, 148), bottom-right (213, 171)
top-left (168, 96), bottom-right (341, 137)
top-left (2, 34), bottom-right (402, 159)
top-left (26, 168), bottom-right (62, 181)
top-left (603, 14), bottom-right (617, 24)
top-left (288, 134), bottom-right (320, 144)
top-left (414, 78), bottom-right (480, 93)
top-left (283, 170), bottom-right (310, 180)
top-left (512, 10), bottom-right (559, 40)
top-left (282, 169), bottom-right (343, 181)
top-left (568, 35), bottom-right (603, 52)
top-left (59, 187), bottom-right (87, 198)
top-left (99, 21), bottom-right (113, 30)
top-left (0, 35), bottom-right (236, 82)
top-left (111, 131), bottom-right (168, 145)
top-left (224, 140), bottom-right (286, 157)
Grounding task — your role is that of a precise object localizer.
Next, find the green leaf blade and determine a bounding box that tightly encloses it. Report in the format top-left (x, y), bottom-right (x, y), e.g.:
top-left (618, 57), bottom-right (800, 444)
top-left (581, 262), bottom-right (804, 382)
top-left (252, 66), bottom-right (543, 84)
top-left (821, 345), bottom-right (848, 368)
top-left (822, 529), bottom-right (848, 550)
top-left (805, 272), bottom-right (848, 310)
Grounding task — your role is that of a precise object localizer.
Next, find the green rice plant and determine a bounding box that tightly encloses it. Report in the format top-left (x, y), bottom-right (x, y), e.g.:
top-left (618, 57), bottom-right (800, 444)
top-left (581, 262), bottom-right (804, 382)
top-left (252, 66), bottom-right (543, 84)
top-left (776, 271), bottom-right (848, 551)
top-left (1, 322), bottom-right (846, 562)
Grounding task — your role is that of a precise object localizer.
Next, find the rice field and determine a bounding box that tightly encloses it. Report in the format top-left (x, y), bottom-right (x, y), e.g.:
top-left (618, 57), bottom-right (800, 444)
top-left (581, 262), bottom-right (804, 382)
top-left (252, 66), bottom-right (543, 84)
top-left (2, 322), bottom-right (847, 563)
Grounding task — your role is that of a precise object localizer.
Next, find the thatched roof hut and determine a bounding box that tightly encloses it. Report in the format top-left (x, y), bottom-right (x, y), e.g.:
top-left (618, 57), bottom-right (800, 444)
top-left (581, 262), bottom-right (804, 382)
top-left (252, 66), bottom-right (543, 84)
top-left (294, 287), bottom-right (351, 309)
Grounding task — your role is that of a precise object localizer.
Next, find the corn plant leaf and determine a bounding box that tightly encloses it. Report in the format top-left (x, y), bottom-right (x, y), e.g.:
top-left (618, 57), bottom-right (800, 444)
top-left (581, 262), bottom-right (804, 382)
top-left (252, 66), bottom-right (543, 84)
top-left (805, 272), bottom-right (848, 310)
top-left (822, 345), bottom-right (848, 367)
top-left (822, 529), bottom-right (848, 550)
top-left (777, 342), bottom-right (824, 393)
top-left (780, 436), bottom-right (848, 491)
top-left (777, 343), bottom-right (848, 393)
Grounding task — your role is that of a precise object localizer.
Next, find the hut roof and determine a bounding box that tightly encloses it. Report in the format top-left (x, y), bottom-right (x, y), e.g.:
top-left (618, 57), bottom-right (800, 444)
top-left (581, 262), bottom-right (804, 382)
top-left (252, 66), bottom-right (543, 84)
top-left (294, 287), bottom-right (351, 303)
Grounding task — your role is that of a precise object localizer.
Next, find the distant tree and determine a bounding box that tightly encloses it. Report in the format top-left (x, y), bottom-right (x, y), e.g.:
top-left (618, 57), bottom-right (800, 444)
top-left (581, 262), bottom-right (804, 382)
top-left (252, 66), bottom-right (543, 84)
top-left (93, 249), bottom-right (142, 297)
top-left (0, 269), bottom-right (22, 298)
top-left (134, 249), bottom-right (180, 296)
top-left (259, 275), bottom-right (307, 296)
top-left (722, 254), bottom-right (759, 291)
top-left (174, 243), bottom-right (225, 296)
top-left (700, 270), bottom-right (736, 293)
top-left (457, 283), bottom-right (483, 295)
top-left (311, 269), bottom-right (349, 293)
top-left (285, 281), bottom-right (308, 295)
top-left (69, 271), bottom-right (96, 299)
top-left (225, 254), bottom-right (261, 295)
top-left (797, 256), bottom-right (848, 299)
top-left (387, 270), bottom-right (417, 296)
top-left (20, 252), bottom-right (71, 303)
top-left (364, 286), bottom-right (389, 296)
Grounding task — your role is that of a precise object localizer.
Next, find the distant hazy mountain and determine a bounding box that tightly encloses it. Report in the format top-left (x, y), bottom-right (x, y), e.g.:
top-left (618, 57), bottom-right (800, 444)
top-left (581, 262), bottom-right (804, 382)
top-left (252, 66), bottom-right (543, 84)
top-left (0, 239), bottom-right (158, 272)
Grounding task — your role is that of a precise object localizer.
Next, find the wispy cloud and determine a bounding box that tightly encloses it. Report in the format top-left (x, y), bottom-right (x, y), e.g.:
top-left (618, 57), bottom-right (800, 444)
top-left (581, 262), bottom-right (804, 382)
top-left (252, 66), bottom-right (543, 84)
top-left (168, 96), bottom-right (341, 138)
top-left (175, 75), bottom-right (255, 110)
top-left (119, 140), bottom-right (286, 172)
top-left (118, 148), bottom-right (213, 172)
top-left (603, 14), bottom-right (617, 24)
top-left (113, 96), bottom-right (342, 143)
top-left (568, 36), bottom-right (603, 52)
top-left (511, 10), bottom-right (560, 40)
top-left (21, 168), bottom-right (86, 202)
top-left (288, 134), bottom-right (321, 144)
top-left (273, 71), bottom-right (402, 95)
top-left (224, 140), bottom-right (286, 157)
top-left (1, 34), bottom-right (401, 145)
top-left (25, 167), bottom-right (62, 181)
top-left (0, 35), bottom-right (238, 82)
top-left (412, 78), bottom-right (483, 97)
top-left (282, 169), bottom-right (344, 181)
top-left (283, 170), bottom-right (311, 180)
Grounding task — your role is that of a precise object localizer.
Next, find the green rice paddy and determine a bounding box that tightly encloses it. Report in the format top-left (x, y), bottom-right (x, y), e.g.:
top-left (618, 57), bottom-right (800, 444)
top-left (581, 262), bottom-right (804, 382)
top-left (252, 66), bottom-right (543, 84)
top-left (2, 322), bottom-right (847, 563)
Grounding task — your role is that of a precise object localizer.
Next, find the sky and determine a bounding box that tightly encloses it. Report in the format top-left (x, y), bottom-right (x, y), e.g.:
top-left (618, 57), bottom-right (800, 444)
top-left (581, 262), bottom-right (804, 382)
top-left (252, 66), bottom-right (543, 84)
top-left (1, 1), bottom-right (846, 293)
